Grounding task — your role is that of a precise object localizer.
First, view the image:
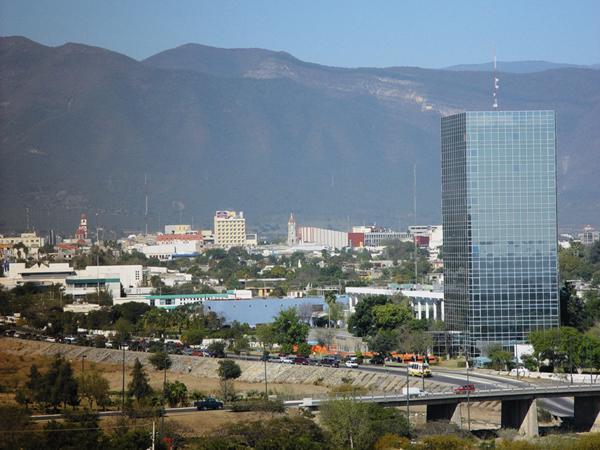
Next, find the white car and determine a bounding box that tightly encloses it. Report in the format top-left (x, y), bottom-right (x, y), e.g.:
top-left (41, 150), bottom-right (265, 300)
top-left (345, 361), bottom-right (359, 368)
top-left (280, 356), bottom-right (294, 364)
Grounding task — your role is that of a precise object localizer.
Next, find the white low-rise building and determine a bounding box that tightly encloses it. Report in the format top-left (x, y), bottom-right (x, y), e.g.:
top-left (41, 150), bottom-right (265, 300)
top-left (1, 262), bottom-right (75, 288)
top-left (346, 286), bottom-right (444, 321)
top-left (77, 265), bottom-right (143, 289)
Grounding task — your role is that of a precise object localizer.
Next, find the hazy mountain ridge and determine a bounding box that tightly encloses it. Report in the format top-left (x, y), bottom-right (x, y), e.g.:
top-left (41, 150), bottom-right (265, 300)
top-left (1, 36), bottom-right (599, 233)
top-left (445, 60), bottom-right (600, 73)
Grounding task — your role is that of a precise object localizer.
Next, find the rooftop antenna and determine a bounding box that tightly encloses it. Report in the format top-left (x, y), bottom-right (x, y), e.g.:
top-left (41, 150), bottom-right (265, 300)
top-left (492, 48), bottom-right (499, 109)
top-left (413, 164), bottom-right (418, 284)
top-left (144, 173), bottom-right (149, 235)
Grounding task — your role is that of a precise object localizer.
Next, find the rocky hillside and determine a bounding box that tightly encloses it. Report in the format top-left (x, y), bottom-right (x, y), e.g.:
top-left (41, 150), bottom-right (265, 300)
top-left (1, 37), bottom-right (599, 233)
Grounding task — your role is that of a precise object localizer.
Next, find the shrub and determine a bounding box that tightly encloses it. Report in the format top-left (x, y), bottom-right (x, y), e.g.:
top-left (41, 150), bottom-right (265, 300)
top-left (417, 435), bottom-right (475, 450)
top-left (148, 351), bottom-right (172, 371)
top-left (230, 399), bottom-right (285, 413)
top-left (373, 433), bottom-right (410, 450)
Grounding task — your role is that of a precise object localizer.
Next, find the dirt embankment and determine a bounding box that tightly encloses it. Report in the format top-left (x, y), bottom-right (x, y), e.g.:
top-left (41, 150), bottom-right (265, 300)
top-left (0, 338), bottom-right (451, 395)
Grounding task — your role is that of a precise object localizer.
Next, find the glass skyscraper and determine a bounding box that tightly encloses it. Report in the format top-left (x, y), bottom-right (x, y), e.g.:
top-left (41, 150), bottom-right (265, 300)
top-left (441, 111), bottom-right (559, 352)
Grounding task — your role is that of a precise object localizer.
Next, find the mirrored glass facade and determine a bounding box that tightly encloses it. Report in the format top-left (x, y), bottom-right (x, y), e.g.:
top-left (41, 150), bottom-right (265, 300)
top-left (442, 111), bottom-right (559, 351)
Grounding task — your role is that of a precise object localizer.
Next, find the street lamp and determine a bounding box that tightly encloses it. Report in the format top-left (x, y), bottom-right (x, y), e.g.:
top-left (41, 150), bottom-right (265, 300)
top-left (81, 355), bottom-right (87, 395)
top-left (405, 359), bottom-right (410, 430)
top-left (263, 355), bottom-right (269, 399)
top-left (121, 346), bottom-right (125, 413)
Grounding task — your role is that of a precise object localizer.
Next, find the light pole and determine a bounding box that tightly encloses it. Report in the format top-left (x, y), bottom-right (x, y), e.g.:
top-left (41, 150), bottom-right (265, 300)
top-left (465, 339), bottom-right (471, 431)
top-left (121, 347), bottom-right (125, 413)
top-left (81, 355), bottom-right (87, 397)
top-left (263, 356), bottom-right (268, 399)
top-left (405, 360), bottom-right (410, 430)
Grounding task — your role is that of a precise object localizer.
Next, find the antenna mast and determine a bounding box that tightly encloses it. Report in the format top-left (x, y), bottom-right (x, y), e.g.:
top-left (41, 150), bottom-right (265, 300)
top-left (144, 173), bottom-right (149, 235)
top-left (492, 49), bottom-right (499, 109)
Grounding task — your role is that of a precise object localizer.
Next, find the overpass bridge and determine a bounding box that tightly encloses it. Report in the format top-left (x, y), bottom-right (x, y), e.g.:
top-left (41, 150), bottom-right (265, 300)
top-left (284, 384), bottom-right (600, 437)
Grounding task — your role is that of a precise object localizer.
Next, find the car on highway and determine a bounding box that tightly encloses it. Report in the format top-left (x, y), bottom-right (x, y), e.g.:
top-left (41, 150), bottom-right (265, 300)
top-left (194, 398), bottom-right (224, 410)
top-left (345, 360), bottom-right (359, 368)
top-left (454, 384), bottom-right (476, 394)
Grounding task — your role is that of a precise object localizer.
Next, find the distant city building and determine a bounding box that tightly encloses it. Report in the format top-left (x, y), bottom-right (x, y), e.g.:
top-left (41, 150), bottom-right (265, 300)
top-left (139, 242), bottom-right (200, 260)
top-left (348, 225), bottom-right (410, 248)
top-left (0, 232), bottom-right (45, 258)
top-left (298, 226), bottom-right (348, 249)
top-left (164, 224), bottom-right (192, 235)
top-left (156, 233), bottom-right (203, 247)
top-left (442, 111), bottom-right (559, 352)
top-left (214, 210), bottom-right (246, 248)
top-left (579, 225), bottom-right (599, 246)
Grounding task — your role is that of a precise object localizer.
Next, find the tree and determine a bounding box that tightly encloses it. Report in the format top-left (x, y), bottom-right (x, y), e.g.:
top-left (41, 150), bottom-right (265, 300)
top-left (271, 308), bottom-right (309, 346)
top-left (560, 282), bottom-right (586, 331)
top-left (372, 303), bottom-right (413, 331)
top-left (148, 350), bottom-right (172, 371)
top-left (229, 336), bottom-right (250, 355)
top-left (348, 295), bottom-right (388, 337)
top-left (218, 360), bottom-right (242, 401)
top-left (164, 380), bottom-right (188, 407)
top-left (320, 399), bottom-right (409, 450)
top-left (181, 328), bottom-right (206, 346)
top-left (0, 406), bottom-right (33, 449)
top-left (256, 324), bottom-right (277, 350)
top-left (114, 317), bottom-right (133, 344)
top-left (128, 358), bottom-right (152, 400)
top-left (487, 343), bottom-right (514, 371)
top-left (369, 330), bottom-right (398, 356)
top-left (44, 354), bottom-right (79, 409)
top-left (207, 341), bottom-right (227, 358)
top-left (559, 327), bottom-right (583, 379)
top-left (78, 364), bottom-right (110, 409)
top-left (296, 342), bottom-right (313, 357)
top-left (529, 328), bottom-right (562, 371)
top-left (578, 335), bottom-right (600, 381)
top-left (196, 416), bottom-right (327, 450)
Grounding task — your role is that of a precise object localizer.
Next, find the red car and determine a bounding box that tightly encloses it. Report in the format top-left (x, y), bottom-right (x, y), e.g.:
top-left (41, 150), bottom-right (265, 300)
top-left (454, 384), bottom-right (476, 394)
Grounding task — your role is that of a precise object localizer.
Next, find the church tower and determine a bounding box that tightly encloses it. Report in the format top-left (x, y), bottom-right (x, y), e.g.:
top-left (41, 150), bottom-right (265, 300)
top-left (287, 213), bottom-right (297, 246)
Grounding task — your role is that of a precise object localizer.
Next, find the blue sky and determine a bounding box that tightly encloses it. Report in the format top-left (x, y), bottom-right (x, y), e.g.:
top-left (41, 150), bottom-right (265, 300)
top-left (1, 0), bottom-right (598, 68)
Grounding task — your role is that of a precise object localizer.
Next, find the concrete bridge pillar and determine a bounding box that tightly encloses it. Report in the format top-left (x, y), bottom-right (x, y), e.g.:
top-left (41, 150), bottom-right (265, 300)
top-left (500, 398), bottom-right (538, 437)
top-left (426, 402), bottom-right (461, 427)
top-left (574, 395), bottom-right (600, 432)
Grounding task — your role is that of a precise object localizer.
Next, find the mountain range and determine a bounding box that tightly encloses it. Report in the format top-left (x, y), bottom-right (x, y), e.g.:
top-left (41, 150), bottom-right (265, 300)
top-left (1, 37), bottom-right (599, 235)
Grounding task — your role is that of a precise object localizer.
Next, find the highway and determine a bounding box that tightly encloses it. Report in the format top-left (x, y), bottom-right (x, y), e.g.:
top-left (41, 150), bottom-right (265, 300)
top-left (232, 353), bottom-right (575, 416)
top-left (354, 364), bottom-right (574, 416)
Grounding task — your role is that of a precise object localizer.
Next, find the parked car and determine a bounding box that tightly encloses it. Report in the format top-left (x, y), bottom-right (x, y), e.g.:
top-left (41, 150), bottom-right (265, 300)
top-left (454, 384), bottom-right (476, 394)
top-left (194, 398), bottom-right (224, 410)
top-left (319, 357), bottom-right (340, 368)
top-left (293, 356), bottom-right (310, 365)
top-left (369, 354), bottom-right (385, 365)
top-left (345, 360), bottom-right (359, 368)
top-left (280, 356), bottom-right (295, 364)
